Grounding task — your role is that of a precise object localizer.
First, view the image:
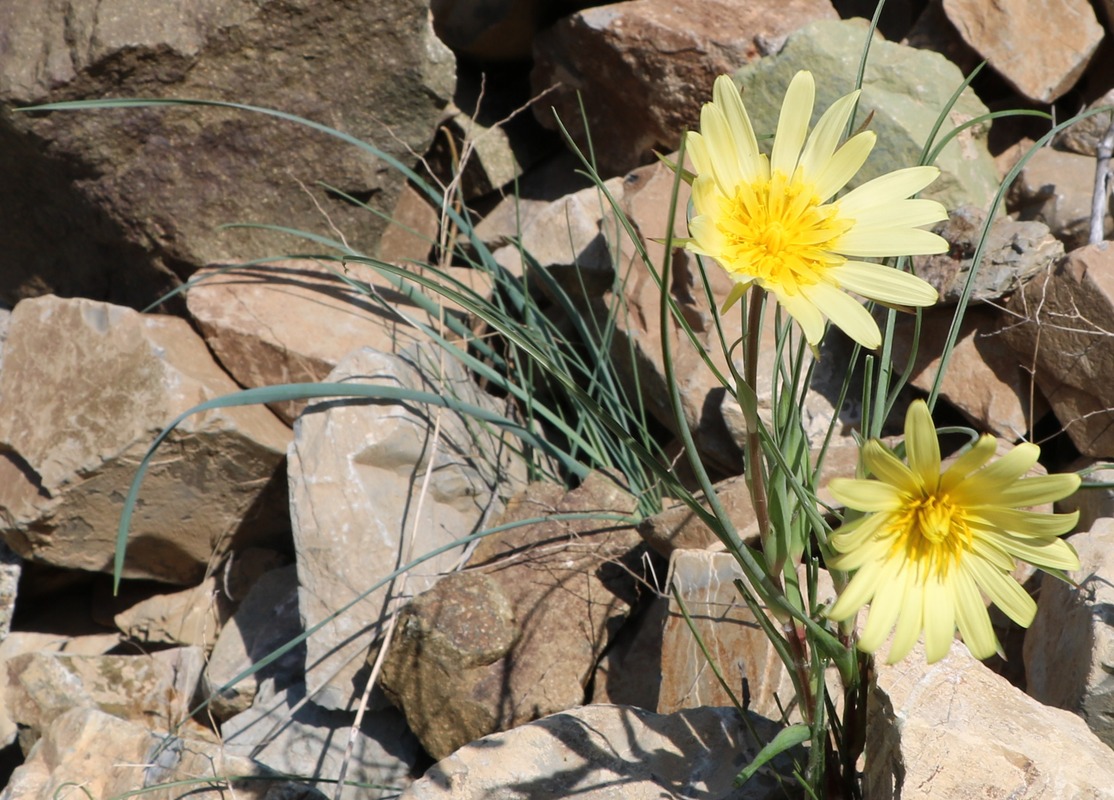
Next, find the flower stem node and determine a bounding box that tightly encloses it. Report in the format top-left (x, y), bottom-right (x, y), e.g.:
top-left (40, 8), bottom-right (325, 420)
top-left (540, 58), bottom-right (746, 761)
top-left (825, 400), bottom-right (1081, 664)
top-left (685, 71), bottom-right (948, 349)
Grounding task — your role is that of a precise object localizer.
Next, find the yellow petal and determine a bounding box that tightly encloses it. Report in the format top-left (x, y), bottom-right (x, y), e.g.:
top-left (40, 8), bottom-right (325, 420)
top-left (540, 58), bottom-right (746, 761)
top-left (771, 71), bottom-right (814, 179)
top-left (905, 400), bottom-right (942, 491)
top-left (953, 442), bottom-right (1041, 503)
top-left (829, 530), bottom-right (892, 570)
top-left (837, 166), bottom-right (942, 215)
top-left (939, 434), bottom-right (998, 493)
top-left (953, 564), bottom-right (999, 659)
top-left (811, 131), bottom-right (876, 202)
top-left (686, 131), bottom-right (712, 179)
top-left (829, 477), bottom-right (905, 513)
top-left (774, 287), bottom-right (827, 345)
top-left (801, 280), bottom-right (881, 349)
top-left (887, 571), bottom-right (926, 663)
top-left (720, 280), bottom-right (750, 313)
top-left (992, 473), bottom-right (1082, 508)
top-left (712, 74), bottom-right (762, 181)
top-left (861, 439), bottom-right (919, 494)
top-left (848, 198), bottom-right (948, 230)
top-left (827, 553), bottom-right (885, 621)
top-left (834, 227), bottom-right (949, 258)
top-left (922, 574), bottom-right (956, 663)
top-left (996, 535), bottom-right (1081, 572)
top-left (966, 556), bottom-right (1037, 627)
top-left (700, 103), bottom-right (743, 194)
top-left (970, 507), bottom-right (1080, 538)
top-left (798, 88), bottom-right (862, 183)
top-left (831, 262), bottom-right (938, 307)
top-left (857, 557), bottom-right (906, 652)
top-left (829, 510), bottom-right (892, 554)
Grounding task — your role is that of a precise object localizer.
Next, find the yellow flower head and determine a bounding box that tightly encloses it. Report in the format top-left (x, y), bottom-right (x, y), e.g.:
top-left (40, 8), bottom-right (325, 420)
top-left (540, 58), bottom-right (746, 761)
top-left (825, 400), bottom-right (1081, 664)
top-left (685, 71), bottom-right (948, 349)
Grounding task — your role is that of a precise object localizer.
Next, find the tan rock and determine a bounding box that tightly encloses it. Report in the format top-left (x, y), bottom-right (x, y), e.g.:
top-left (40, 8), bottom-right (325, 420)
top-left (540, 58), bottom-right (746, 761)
top-left (400, 704), bottom-right (794, 800)
top-left (114, 576), bottom-right (225, 650)
top-left (531, 0), bottom-right (838, 176)
top-left (1003, 243), bottom-right (1114, 457)
top-left (1054, 89), bottom-right (1114, 157)
top-left (289, 345), bottom-right (526, 711)
top-left (2, 647), bottom-right (204, 742)
top-left (1024, 518), bottom-right (1114, 748)
top-left (1060, 461), bottom-right (1114, 532)
top-left (1011, 146), bottom-right (1114, 250)
top-left (2, 706), bottom-right (323, 800)
top-left (381, 472), bottom-right (642, 759)
top-left (942, 0), bottom-right (1103, 103)
top-left (867, 641), bottom-right (1114, 799)
top-left (0, 296), bottom-right (291, 583)
top-left (377, 182), bottom-right (440, 265)
top-left (186, 260), bottom-right (490, 424)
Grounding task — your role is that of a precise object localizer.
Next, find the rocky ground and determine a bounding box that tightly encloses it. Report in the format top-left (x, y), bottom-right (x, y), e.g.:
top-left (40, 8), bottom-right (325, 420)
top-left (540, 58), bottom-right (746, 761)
top-left (2, 0), bottom-right (1114, 798)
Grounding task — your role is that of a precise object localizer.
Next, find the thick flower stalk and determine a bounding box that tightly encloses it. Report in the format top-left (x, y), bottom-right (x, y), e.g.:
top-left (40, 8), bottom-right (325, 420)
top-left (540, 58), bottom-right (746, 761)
top-left (825, 400), bottom-right (1081, 664)
top-left (685, 71), bottom-right (948, 349)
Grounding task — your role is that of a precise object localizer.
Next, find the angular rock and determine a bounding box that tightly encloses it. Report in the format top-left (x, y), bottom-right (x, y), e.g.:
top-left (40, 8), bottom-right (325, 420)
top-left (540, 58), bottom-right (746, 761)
top-left (1054, 89), bottom-right (1114, 157)
top-left (1010, 146), bottom-right (1114, 250)
top-left (381, 472), bottom-right (643, 760)
top-left (0, 0), bottom-right (455, 310)
top-left (201, 566), bottom-right (303, 720)
top-left (185, 259), bottom-right (491, 423)
top-left (1024, 518), bottom-right (1114, 748)
top-left (891, 305), bottom-right (1038, 439)
top-left (1003, 243), bottom-right (1114, 457)
top-left (400, 704), bottom-right (796, 800)
top-left (1, 706), bottom-right (324, 800)
top-left (2, 647), bottom-right (204, 743)
top-left (734, 18), bottom-right (1000, 212)
top-left (866, 641), bottom-right (1114, 799)
top-left (222, 680), bottom-right (422, 799)
top-left (114, 576), bottom-right (226, 651)
top-left (289, 345), bottom-right (526, 711)
top-left (912, 205), bottom-right (1064, 304)
top-left (376, 182), bottom-right (441, 266)
top-left (637, 475), bottom-right (757, 556)
top-left (0, 296), bottom-right (291, 583)
top-left (531, 0), bottom-right (838, 176)
top-left (942, 0), bottom-right (1102, 103)
top-left (590, 596), bottom-right (668, 709)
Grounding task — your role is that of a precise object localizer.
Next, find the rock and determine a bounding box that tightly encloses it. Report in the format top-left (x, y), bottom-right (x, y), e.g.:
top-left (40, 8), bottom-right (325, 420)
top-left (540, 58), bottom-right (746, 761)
top-left (0, 295), bottom-right (291, 583)
top-left (866, 640), bottom-right (1114, 799)
top-left (1003, 243), bottom-right (1114, 457)
top-left (1054, 89), bottom-right (1114, 157)
top-left (637, 475), bottom-right (757, 557)
top-left (902, 0), bottom-right (982, 77)
top-left (222, 680), bottom-right (422, 799)
top-left (2, 647), bottom-right (204, 744)
top-left (590, 595), bottom-right (668, 709)
top-left (658, 550), bottom-right (798, 721)
top-left (1010, 147), bottom-right (1114, 250)
top-left (0, 540), bottom-right (17, 642)
top-left (1060, 462), bottom-right (1114, 532)
top-left (1, 706), bottom-right (325, 800)
top-left (431, 0), bottom-right (561, 62)
top-left (186, 260), bottom-right (490, 424)
top-left (891, 305), bottom-right (1037, 439)
top-left (0, 0), bottom-right (455, 311)
top-left (733, 18), bottom-right (1000, 213)
top-left (912, 205), bottom-right (1064, 304)
top-left (114, 576), bottom-right (226, 650)
top-left (289, 345), bottom-right (526, 711)
top-left (381, 472), bottom-right (643, 760)
top-left (201, 565), bottom-right (304, 720)
top-left (941, 0), bottom-right (1103, 103)
top-left (531, 0), bottom-right (838, 176)
top-left (1024, 518), bottom-right (1114, 748)
top-left (377, 182), bottom-right (440, 265)
top-left (400, 704), bottom-right (796, 800)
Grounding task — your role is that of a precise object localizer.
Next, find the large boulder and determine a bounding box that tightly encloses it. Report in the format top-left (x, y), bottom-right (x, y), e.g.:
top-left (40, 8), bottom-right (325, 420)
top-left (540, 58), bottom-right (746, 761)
top-left (0, 0), bottom-right (455, 309)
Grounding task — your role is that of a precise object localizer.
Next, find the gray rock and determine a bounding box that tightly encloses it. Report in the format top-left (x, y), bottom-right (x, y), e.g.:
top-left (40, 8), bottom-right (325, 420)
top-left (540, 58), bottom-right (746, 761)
top-left (0, 540), bottom-right (17, 642)
top-left (0, 295), bottom-right (291, 583)
top-left (401, 704), bottom-right (797, 800)
top-left (912, 205), bottom-right (1064, 304)
top-left (289, 345), bottom-right (526, 711)
top-left (222, 680), bottom-right (422, 800)
top-left (1054, 89), bottom-right (1114, 157)
top-left (1010, 147), bottom-right (1114, 250)
top-left (1024, 518), bottom-right (1114, 748)
top-left (733, 18), bottom-right (1000, 213)
top-left (0, 0), bottom-right (455, 310)
top-left (531, 0), bottom-right (839, 176)
top-left (381, 473), bottom-right (643, 760)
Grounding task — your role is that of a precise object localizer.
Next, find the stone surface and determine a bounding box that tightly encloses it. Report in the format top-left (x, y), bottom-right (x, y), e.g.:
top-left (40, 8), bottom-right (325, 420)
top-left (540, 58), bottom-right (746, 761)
top-left (734, 18), bottom-right (999, 213)
top-left (202, 565), bottom-right (304, 720)
top-left (222, 679), bottom-right (422, 800)
top-left (531, 0), bottom-right (838, 176)
top-left (400, 704), bottom-right (796, 800)
top-left (289, 344), bottom-right (525, 711)
top-left (0, 0), bottom-right (455, 311)
top-left (0, 295), bottom-right (291, 583)
top-left (942, 0), bottom-right (1103, 103)
top-left (1010, 146), bottom-right (1114, 250)
top-left (891, 305), bottom-right (1037, 439)
top-left (185, 259), bottom-right (488, 423)
top-left (378, 182), bottom-right (440, 266)
top-left (1054, 89), bottom-right (1114, 157)
top-left (912, 205), bottom-right (1064, 305)
top-left (1024, 518), bottom-right (1114, 748)
top-left (637, 475), bottom-right (756, 557)
top-left (866, 641), bottom-right (1114, 799)
top-left (381, 472), bottom-right (643, 760)
top-left (114, 575), bottom-right (226, 650)
top-left (1, 706), bottom-right (324, 800)
top-left (2, 647), bottom-right (204, 741)
top-left (431, 0), bottom-right (559, 62)
top-left (0, 539), bottom-right (17, 641)
top-left (1061, 462), bottom-right (1114, 532)
top-left (1003, 243), bottom-right (1114, 458)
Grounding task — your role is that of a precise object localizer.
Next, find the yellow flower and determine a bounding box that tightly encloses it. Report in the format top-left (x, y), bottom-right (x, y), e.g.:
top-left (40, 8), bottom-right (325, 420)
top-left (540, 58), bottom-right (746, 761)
top-left (685, 71), bottom-right (947, 349)
top-left (825, 400), bottom-right (1081, 664)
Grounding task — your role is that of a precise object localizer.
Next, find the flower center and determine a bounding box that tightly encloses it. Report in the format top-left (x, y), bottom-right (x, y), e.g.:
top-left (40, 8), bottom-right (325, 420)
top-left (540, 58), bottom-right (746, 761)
top-left (892, 493), bottom-right (973, 577)
top-left (715, 171), bottom-right (852, 295)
